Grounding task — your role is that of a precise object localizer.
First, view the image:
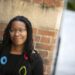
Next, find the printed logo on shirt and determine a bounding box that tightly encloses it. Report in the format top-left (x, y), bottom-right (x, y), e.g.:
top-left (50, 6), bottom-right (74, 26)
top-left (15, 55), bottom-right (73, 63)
top-left (19, 65), bottom-right (27, 75)
top-left (0, 56), bottom-right (7, 65)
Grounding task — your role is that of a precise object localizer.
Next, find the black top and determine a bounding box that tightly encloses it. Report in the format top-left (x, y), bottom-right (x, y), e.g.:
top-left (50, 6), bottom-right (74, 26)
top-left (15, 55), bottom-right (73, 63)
top-left (0, 51), bottom-right (43, 75)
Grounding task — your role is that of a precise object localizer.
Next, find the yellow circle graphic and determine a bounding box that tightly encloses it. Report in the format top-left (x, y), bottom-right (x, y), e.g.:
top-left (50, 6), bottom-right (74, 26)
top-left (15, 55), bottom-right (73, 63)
top-left (19, 66), bottom-right (27, 75)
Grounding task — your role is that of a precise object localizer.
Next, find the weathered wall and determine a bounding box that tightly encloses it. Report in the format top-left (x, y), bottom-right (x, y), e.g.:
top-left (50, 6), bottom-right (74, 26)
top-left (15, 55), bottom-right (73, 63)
top-left (0, 0), bottom-right (64, 75)
top-left (0, 0), bottom-right (63, 29)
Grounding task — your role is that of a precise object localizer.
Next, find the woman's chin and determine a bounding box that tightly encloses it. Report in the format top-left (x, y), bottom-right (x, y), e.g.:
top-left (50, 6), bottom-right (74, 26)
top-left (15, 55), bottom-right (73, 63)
top-left (13, 43), bottom-right (24, 47)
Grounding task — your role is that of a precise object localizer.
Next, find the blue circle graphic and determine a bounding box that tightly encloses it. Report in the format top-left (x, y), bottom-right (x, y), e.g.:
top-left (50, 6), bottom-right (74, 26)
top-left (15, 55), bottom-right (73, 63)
top-left (0, 56), bottom-right (7, 65)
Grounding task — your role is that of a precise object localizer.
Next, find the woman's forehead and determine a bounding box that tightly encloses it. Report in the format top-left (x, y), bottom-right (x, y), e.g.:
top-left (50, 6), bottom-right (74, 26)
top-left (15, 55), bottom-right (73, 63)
top-left (11, 21), bottom-right (26, 29)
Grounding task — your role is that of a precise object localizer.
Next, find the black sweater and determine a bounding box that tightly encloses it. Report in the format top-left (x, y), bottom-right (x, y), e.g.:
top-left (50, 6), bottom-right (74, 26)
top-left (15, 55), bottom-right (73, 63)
top-left (0, 51), bottom-right (43, 75)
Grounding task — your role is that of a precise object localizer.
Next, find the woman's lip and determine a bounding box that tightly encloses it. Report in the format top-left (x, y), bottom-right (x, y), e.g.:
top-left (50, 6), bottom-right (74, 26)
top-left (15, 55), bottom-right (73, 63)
top-left (13, 37), bottom-right (21, 39)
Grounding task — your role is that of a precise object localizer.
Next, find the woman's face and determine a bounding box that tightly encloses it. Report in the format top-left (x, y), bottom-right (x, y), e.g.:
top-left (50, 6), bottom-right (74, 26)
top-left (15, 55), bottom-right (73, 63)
top-left (9, 21), bottom-right (27, 46)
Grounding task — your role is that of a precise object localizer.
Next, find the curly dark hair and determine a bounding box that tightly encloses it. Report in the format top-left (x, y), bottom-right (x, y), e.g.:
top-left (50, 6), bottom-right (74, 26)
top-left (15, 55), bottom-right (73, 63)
top-left (2, 16), bottom-right (34, 57)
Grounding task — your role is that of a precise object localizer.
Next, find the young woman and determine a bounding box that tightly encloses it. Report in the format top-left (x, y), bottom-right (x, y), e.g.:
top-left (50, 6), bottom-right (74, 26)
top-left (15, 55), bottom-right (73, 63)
top-left (0, 16), bottom-right (43, 75)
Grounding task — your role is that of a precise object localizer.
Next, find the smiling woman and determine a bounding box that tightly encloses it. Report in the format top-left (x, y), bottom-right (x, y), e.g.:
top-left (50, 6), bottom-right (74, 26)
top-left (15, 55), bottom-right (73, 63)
top-left (0, 16), bottom-right (43, 75)
top-left (9, 21), bottom-right (27, 53)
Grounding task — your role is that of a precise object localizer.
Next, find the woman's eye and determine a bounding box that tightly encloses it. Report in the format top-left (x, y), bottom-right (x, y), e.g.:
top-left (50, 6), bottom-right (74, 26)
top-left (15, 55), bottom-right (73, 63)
top-left (19, 29), bottom-right (26, 32)
top-left (9, 30), bottom-right (14, 32)
top-left (9, 29), bottom-right (26, 32)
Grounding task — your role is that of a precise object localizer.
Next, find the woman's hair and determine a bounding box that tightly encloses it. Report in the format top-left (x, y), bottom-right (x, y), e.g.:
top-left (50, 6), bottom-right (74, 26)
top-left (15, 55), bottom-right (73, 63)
top-left (2, 16), bottom-right (34, 56)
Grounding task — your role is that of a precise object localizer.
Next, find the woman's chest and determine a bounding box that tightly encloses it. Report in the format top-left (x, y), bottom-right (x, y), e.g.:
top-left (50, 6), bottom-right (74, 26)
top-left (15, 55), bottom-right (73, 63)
top-left (0, 54), bottom-right (31, 75)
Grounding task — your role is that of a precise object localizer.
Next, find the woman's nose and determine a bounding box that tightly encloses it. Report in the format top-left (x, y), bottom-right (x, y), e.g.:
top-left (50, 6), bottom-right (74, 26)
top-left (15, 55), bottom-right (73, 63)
top-left (14, 31), bottom-right (20, 36)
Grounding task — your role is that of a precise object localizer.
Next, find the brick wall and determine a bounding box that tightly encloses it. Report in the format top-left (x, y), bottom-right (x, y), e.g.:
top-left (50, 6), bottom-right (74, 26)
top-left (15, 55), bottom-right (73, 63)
top-left (33, 27), bottom-right (57, 75)
top-left (0, 23), bottom-right (6, 40)
top-left (0, 0), bottom-right (64, 75)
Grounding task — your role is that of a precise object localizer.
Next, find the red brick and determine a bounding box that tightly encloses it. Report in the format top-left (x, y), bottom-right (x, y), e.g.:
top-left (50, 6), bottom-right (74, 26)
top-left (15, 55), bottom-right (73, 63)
top-left (51, 38), bottom-right (56, 44)
top-left (33, 28), bottom-right (38, 34)
top-left (35, 43), bottom-right (52, 50)
top-left (43, 0), bottom-right (53, 6)
top-left (40, 36), bottom-right (50, 43)
top-left (38, 29), bottom-right (56, 37)
top-left (0, 31), bottom-right (3, 39)
top-left (0, 23), bottom-right (6, 31)
top-left (49, 31), bottom-right (56, 36)
top-left (46, 66), bottom-right (51, 75)
top-left (38, 29), bottom-right (50, 36)
top-left (33, 35), bottom-right (40, 42)
top-left (43, 58), bottom-right (50, 65)
top-left (54, 0), bottom-right (63, 7)
top-left (39, 50), bottom-right (48, 57)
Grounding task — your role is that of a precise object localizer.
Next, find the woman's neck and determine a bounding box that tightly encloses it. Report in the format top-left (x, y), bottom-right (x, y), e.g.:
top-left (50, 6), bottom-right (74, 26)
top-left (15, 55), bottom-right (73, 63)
top-left (10, 45), bottom-right (24, 55)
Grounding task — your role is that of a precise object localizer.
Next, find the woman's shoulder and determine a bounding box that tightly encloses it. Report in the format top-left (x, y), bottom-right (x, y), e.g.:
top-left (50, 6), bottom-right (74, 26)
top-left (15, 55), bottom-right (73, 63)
top-left (31, 50), bottom-right (40, 58)
top-left (30, 50), bottom-right (44, 75)
top-left (0, 40), bottom-right (3, 55)
top-left (31, 50), bottom-right (43, 63)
